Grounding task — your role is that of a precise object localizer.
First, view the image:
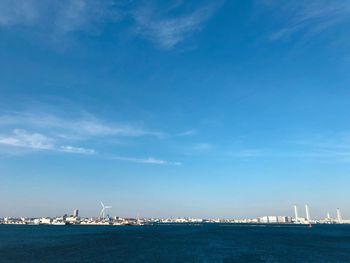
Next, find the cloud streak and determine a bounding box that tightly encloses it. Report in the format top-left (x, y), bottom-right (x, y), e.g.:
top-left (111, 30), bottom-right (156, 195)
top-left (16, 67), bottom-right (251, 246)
top-left (262, 0), bottom-right (350, 41)
top-left (113, 156), bottom-right (182, 166)
top-left (0, 109), bottom-right (183, 164)
top-left (0, 0), bottom-right (222, 49)
top-left (0, 129), bottom-right (53, 150)
top-left (223, 134), bottom-right (350, 162)
top-left (0, 111), bottom-right (164, 139)
top-left (132, 1), bottom-right (222, 49)
top-left (177, 130), bottom-right (197, 137)
top-left (0, 129), bottom-right (95, 155)
top-left (59, 145), bottom-right (96, 155)
top-left (193, 143), bottom-right (213, 151)
top-left (0, 0), bottom-right (115, 33)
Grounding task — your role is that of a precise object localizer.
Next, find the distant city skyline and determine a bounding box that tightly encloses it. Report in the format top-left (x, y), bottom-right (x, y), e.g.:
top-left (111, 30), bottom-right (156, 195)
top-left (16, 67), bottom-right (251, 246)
top-left (2, 203), bottom-right (349, 226)
top-left (1, 0), bottom-right (350, 218)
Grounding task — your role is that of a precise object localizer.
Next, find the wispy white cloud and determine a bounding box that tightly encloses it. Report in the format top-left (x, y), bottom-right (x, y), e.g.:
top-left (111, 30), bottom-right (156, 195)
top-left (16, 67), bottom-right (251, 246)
top-left (0, 0), bottom-right (222, 49)
top-left (0, 0), bottom-right (40, 26)
top-left (54, 0), bottom-right (101, 34)
top-left (228, 149), bottom-right (264, 158)
top-left (70, 119), bottom-right (164, 138)
top-left (0, 129), bottom-right (96, 156)
top-left (222, 134), bottom-right (350, 162)
top-left (113, 156), bottom-right (182, 166)
top-left (59, 145), bottom-right (96, 155)
top-left (177, 129), bottom-right (197, 137)
top-left (0, 111), bottom-right (164, 139)
top-left (132, 1), bottom-right (223, 49)
top-left (0, 129), bottom-right (53, 150)
top-left (285, 135), bottom-right (350, 162)
top-left (0, 0), bottom-right (116, 33)
top-left (261, 0), bottom-right (350, 41)
top-left (193, 143), bottom-right (213, 151)
top-left (0, 110), bottom-right (180, 164)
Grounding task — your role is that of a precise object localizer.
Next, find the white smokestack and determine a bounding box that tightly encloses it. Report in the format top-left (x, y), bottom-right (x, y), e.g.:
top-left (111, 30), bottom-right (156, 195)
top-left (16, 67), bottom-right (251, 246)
top-left (294, 205), bottom-right (299, 222)
top-left (305, 204), bottom-right (310, 221)
top-left (336, 208), bottom-right (342, 223)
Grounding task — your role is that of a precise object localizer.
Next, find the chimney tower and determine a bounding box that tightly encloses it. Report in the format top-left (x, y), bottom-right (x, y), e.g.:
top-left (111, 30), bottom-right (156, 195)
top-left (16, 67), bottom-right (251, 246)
top-left (294, 205), bottom-right (299, 222)
top-left (305, 204), bottom-right (310, 222)
top-left (336, 208), bottom-right (342, 223)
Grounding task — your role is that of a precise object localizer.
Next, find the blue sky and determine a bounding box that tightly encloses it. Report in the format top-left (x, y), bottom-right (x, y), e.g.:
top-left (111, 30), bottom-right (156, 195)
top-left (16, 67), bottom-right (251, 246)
top-left (1, 0), bottom-right (350, 219)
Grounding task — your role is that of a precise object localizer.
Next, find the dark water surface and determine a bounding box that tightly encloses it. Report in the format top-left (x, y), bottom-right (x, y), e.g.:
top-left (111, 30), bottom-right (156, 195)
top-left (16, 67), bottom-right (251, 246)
top-left (1, 224), bottom-right (350, 262)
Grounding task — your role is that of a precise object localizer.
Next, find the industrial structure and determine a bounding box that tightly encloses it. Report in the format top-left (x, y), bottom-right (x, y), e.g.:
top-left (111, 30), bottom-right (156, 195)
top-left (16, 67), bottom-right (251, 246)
top-left (100, 201), bottom-right (112, 219)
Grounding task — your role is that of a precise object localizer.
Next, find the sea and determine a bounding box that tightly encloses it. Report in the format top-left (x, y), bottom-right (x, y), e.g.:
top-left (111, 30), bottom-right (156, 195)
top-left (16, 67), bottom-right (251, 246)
top-left (1, 224), bottom-right (350, 262)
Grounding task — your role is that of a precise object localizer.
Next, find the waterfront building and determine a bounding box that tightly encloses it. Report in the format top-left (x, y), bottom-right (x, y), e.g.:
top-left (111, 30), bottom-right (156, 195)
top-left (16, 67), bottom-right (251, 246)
top-left (66, 216), bottom-right (80, 224)
top-left (40, 217), bottom-right (52, 225)
top-left (258, 216), bottom-right (289, 223)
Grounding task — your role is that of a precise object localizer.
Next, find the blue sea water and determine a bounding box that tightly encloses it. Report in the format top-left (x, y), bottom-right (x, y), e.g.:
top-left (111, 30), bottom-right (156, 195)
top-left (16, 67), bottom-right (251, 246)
top-left (0, 224), bottom-right (350, 262)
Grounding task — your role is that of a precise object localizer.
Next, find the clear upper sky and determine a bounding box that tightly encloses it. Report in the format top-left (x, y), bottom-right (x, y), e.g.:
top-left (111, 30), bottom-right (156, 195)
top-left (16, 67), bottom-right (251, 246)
top-left (1, 0), bottom-right (350, 219)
